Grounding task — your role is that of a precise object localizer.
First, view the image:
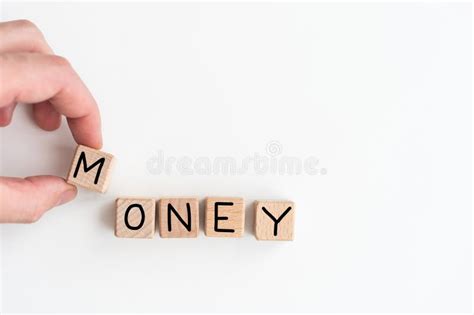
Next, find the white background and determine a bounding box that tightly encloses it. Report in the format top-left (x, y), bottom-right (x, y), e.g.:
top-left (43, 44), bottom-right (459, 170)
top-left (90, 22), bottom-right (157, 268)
top-left (0, 2), bottom-right (471, 313)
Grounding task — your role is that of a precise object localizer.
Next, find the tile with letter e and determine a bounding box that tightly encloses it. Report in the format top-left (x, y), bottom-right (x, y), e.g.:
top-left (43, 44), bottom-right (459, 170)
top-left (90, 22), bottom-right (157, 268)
top-left (255, 201), bottom-right (295, 241)
top-left (158, 198), bottom-right (199, 238)
top-left (67, 145), bottom-right (115, 193)
top-left (115, 198), bottom-right (156, 239)
top-left (205, 197), bottom-right (245, 237)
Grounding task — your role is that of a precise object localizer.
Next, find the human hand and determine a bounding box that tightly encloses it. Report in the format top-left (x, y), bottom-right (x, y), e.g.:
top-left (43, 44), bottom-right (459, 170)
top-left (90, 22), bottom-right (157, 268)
top-left (0, 20), bottom-right (102, 223)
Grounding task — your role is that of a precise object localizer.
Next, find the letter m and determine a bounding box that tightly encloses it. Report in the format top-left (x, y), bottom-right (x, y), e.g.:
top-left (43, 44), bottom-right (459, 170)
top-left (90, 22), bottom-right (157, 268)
top-left (73, 151), bottom-right (105, 185)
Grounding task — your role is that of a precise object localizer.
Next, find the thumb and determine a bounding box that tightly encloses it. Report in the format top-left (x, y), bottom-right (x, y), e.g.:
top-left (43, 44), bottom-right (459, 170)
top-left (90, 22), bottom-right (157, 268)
top-left (0, 175), bottom-right (77, 223)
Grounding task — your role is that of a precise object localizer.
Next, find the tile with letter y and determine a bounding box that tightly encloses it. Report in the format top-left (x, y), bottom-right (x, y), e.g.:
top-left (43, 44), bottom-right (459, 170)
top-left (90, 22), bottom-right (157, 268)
top-left (67, 145), bottom-right (115, 193)
top-left (255, 201), bottom-right (295, 241)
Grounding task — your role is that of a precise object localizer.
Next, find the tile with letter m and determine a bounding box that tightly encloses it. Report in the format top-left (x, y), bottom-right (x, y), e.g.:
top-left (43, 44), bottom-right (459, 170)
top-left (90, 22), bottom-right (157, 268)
top-left (67, 145), bottom-right (115, 193)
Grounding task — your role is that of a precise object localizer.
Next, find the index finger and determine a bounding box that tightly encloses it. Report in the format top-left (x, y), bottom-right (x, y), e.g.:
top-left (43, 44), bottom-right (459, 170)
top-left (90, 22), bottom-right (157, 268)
top-left (0, 52), bottom-right (102, 148)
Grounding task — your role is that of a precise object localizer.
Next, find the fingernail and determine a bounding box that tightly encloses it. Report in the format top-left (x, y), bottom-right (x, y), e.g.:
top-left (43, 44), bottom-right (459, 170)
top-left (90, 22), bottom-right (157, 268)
top-left (56, 188), bottom-right (77, 206)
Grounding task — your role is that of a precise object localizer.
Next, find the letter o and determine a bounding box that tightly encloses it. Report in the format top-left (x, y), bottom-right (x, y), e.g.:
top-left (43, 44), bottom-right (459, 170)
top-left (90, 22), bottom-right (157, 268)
top-left (124, 203), bottom-right (145, 230)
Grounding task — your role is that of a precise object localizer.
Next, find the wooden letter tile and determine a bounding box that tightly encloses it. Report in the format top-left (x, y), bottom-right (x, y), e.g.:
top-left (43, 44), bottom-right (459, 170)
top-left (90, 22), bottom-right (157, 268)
top-left (158, 198), bottom-right (199, 238)
top-left (205, 197), bottom-right (245, 237)
top-left (115, 198), bottom-right (156, 239)
top-left (255, 201), bottom-right (295, 241)
top-left (67, 145), bottom-right (115, 193)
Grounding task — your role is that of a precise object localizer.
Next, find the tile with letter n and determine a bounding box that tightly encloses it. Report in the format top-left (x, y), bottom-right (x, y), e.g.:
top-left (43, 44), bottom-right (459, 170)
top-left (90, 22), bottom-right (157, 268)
top-left (255, 201), bottom-right (295, 241)
top-left (205, 197), bottom-right (245, 238)
top-left (115, 198), bottom-right (156, 239)
top-left (67, 145), bottom-right (115, 193)
top-left (158, 198), bottom-right (199, 238)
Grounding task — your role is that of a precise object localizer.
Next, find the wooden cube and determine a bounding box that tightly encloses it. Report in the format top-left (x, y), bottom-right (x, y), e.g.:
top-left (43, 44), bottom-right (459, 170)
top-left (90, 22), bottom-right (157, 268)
top-left (67, 145), bottom-right (115, 193)
top-left (158, 198), bottom-right (199, 238)
top-left (255, 201), bottom-right (295, 241)
top-left (205, 197), bottom-right (245, 237)
top-left (115, 198), bottom-right (156, 239)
